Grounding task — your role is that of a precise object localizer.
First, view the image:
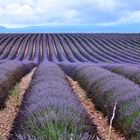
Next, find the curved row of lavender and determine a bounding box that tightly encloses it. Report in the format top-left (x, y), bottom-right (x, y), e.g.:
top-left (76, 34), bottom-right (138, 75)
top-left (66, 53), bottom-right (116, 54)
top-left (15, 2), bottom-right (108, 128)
top-left (0, 60), bottom-right (31, 109)
top-left (61, 63), bottom-right (140, 139)
top-left (10, 63), bottom-right (98, 140)
top-left (100, 64), bottom-right (140, 86)
top-left (0, 33), bottom-right (140, 64)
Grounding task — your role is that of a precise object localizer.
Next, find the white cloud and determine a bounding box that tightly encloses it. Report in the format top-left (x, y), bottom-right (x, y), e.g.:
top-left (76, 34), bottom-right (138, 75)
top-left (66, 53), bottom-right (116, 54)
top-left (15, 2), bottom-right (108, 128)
top-left (0, 0), bottom-right (139, 27)
top-left (0, 0), bottom-right (84, 27)
top-left (117, 10), bottom-right (140, 23)
top-left (100, 10), bottom-right (140, 26)
top-left (87, 0), bottom-right (118, 12)
top-left (5, 3), bottom-right (34, 16)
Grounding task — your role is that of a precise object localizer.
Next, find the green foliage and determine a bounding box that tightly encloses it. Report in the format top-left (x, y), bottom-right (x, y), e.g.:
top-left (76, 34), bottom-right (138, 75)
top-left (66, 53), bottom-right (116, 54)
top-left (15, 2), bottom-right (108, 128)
top-left (9, 84), bottom-right (19, 98)
top-left (24, 110), bottom-right (88, 140)
top-left (0, 135), bottom-right (3, 140)
top-left (119, 100), bottom-right (133, 113)
top-left (123, 109), bottom-right (140, 130)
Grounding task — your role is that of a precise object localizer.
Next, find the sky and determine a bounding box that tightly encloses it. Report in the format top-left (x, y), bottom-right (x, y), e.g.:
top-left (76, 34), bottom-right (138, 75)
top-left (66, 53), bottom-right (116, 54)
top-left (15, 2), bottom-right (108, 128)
top-left (0, 0), bottom-right (140, 28)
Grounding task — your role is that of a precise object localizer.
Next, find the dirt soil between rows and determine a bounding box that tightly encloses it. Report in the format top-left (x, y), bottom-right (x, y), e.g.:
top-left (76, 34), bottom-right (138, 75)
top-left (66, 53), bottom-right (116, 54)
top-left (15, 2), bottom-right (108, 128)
top-left (0, 69), bottom-right (35, 140)
top-left (67, 76), bottom-right (126, 140)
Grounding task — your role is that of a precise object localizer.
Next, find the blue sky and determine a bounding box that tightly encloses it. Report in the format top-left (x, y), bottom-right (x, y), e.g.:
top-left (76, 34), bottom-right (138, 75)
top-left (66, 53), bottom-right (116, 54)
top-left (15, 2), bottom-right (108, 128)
top-left (0, 0), bottom-right (140, 28)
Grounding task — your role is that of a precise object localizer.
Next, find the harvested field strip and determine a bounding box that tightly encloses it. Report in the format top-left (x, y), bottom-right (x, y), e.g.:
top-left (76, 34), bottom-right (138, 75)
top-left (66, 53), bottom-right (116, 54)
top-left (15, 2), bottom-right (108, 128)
top-left (0, 68), bottom-right (35, 140)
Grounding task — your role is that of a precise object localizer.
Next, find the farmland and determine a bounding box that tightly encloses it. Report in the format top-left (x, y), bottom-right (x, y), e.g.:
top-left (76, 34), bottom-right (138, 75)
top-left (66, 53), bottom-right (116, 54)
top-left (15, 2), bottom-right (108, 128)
top-left (0, 33), bottom-right (140, 140)
top-left (0, 33), bottom-right (140, 64)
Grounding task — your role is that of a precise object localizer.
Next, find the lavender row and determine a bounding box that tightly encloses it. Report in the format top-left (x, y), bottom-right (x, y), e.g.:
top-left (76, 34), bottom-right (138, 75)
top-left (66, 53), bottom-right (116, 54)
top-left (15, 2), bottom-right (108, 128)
top-left (0, 34), bottom-right (140, 64)
top-left (83, 34), bottom-right (140, 63)
top-left (101, 64), bottom-right (140, 86)
top-left (0, 60), bottom-right (31, 108)
top-left (63, 63), bottom-right (140, 139)
top-left (10, 63), bottom-right (98, 140)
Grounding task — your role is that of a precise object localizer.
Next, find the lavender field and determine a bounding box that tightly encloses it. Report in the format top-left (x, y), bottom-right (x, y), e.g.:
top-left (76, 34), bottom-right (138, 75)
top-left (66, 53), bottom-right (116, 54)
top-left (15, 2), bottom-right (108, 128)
top-left (0, 33), bottom-right (140, 64)
top-left (0, 33), bottom-right (140, 140)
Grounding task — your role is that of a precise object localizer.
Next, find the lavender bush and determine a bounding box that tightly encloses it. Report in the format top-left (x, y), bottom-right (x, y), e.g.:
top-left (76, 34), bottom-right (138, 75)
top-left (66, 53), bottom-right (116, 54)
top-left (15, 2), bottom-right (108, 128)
top-left (15, 34), bottom-right (31, 61)
top-left (67, 34), bottom-right (98, 63)
top-left (62, 34), bottom-right (89, 62)
top-left (0, 35), bottom-right (22, 59)
top-left (68, 64), bottom-right (140, 139)
top-left (102, 64), bottom-right (140, 86)
top-left (0, 34), bottom-right (140, 64)
top-left (57, 34), bottom-right (79, 62)
top-left (10, 62), bottom-right (98, 140)
top-left (0, 60), bottom-right (29, 108)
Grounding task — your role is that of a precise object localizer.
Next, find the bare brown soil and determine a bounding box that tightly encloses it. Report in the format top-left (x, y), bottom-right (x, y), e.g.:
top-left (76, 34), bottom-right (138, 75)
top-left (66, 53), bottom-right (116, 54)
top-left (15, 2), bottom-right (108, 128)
top-left (67, 76), bottom-right (126, 140)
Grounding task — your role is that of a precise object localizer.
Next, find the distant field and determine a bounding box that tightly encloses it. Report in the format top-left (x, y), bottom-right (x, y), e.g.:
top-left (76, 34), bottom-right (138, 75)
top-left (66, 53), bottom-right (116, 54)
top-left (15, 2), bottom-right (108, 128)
top-left (0, 33), bottom-right (140, 64)
top-left (0, 33), bottom-right (140, 140)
